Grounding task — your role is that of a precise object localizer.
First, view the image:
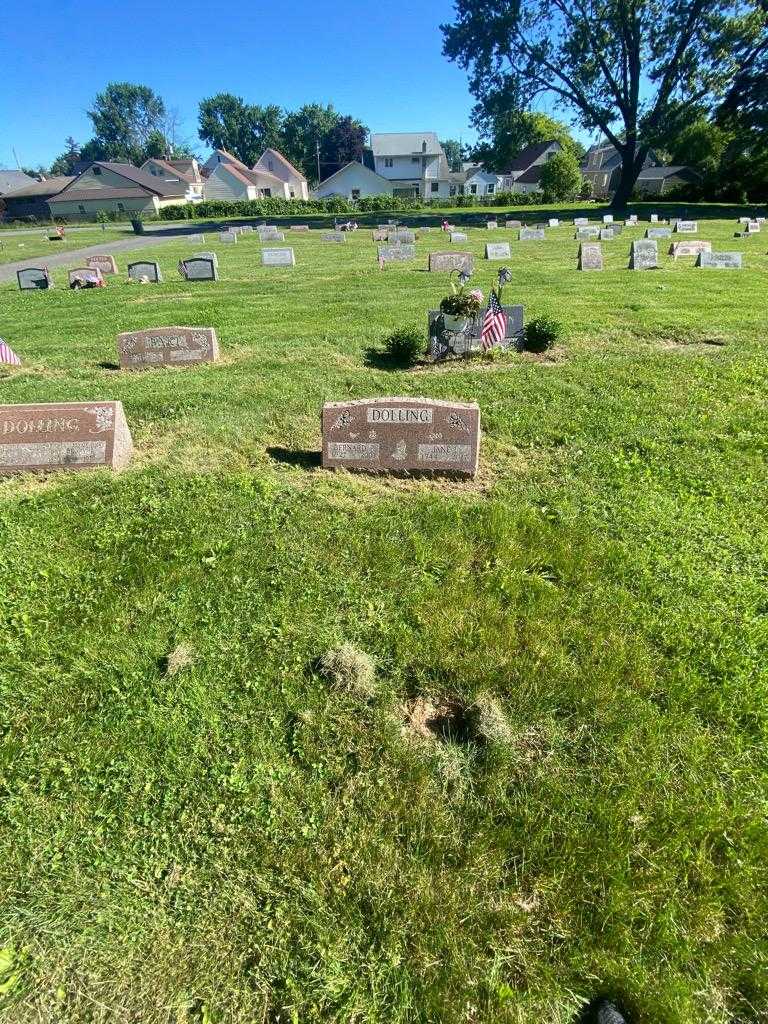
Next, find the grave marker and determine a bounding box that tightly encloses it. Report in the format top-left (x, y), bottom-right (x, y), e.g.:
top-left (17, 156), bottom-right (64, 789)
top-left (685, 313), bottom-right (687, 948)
top-left (127, 260), bottom-right (162, 283)
top-left (68, 267), bottom-right (104, 287)
top-left (629, 239), bottom-right (658, 270)
top-left (17, 267), bottom-right (52, 290)
top-left (519, 228), bottom-right (545, 241)
top-left (650, 214), bottom-right (659, 223)
top-left (576, 227), bottom-right (600, 240)
top-left (669, 240), bottom-right (712, 259)
top-left (697, 251), bottom-right (742, 269)
top-left (485, 242), bottom-right (511, 260)
top-left (505, 220), bottom-right (522, 228)
top-left (86, 254), bottom-right (117, 275)
top-left (427, 252), bottom-right (474, 273)
top-left (219, 231), bottom-right (238, 243)
top-left (603, 214), bottom-right (614, 223)
top-left (428, 305), bottom-right (523, 360)
top-left (292, 224), bottom-right (310, 231)
top-left (487, 220), bottom-right (498, 229)
top-left (548, 218), bottom-right (560, 227)
top-left (388, 230), bottom-right (415, 243)
top-left (262, 247), bottom-right (296, 267)
top-left (646, 227), bottom-right (672, 239)
top-left (372, 230), bottom-right (388, 242)
top-left (322, 397), bottom-right (480, 477)
top-left (578, 243), bottom-right (603, 271)
top-left (574, 217), bottom-right (589, 226)
top-left (117, 327), bottom-right (219, 370)
top-left (450, 232), bottom-right (468, 242)
top-left (0, 401), bottom-right (133, 474)
top-left (179, 256), bottom-right (218, 281)
top-left (323, 232), bottom-right (346, 242)
top-left (378, 244), bottom-right (416, 263)
top-left (674, 220), bottom-right (698, 233)
top-left (599, 228), bottom-right (615, 241)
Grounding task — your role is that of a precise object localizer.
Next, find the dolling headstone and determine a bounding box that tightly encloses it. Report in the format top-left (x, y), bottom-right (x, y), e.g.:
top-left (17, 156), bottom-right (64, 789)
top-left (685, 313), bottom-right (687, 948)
top-left (674, 220), bottom-right (698, 233)
top-left (697, 251), bottom-right (742, 269)
top-left (485, 242), bottom-right (511, 260)
top-left (323, 232), bottom-right (346, 242)
top-left (220, 231), bottom-right (238, 243)
top-left (179, 256), bottom-right (218, 281)
top-left (0, 401), bottom-right (133, 474)
top-left (117, 327), bottom-right (219, 370)
top-left (646, 227), bottom-right (672, 239)
top-left (576, 227), bottom-right (600, 240)
top-left (128, 260), bottom-right (162, 283)
top-left (262, 247), bottom-right (296, 267)
top-left (519, 228), bottom-right (545, 241)
top-left (428, 252), bottom-right (474, 273)
top-left (548, 218), bottom-right (560, 227)
top-left (670, 240), bottom-right (712, 259)
top-left (505, 220), bottom-right (522, 228)
top-left (17, 267), bottom-right (53, 290)
top-left (450, 232), bottom-right (468, 242)
top-left (87, 254), bottom-right (117, 275)
top-left (487, 220), bottom-right (498, 229)
top-left (428, 305), bottom-right (523, 360)
top-left (378, 244), bottom-right (416, 263)
top-left (579, 243), bottom-right (603, 271)
top-left (322, 397), bottom-right (480, 477)
top-left (629, 239), bottom-right (659, 270)
top-left (599, 228), bottom-right (615, 241)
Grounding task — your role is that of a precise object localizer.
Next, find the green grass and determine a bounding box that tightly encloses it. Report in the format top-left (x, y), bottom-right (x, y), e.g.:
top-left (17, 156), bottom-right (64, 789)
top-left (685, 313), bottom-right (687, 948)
top-left (0, 227), bottom-right (131, 265)
top-left (1, 215), bottom-right (767, 1024)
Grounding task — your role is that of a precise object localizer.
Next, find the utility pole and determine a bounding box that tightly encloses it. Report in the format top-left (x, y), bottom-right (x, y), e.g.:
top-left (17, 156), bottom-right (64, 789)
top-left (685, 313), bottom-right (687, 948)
top-left (316, 139), bottom-right (321, 184)
top-left (12, 147), bottom-right (21, 170)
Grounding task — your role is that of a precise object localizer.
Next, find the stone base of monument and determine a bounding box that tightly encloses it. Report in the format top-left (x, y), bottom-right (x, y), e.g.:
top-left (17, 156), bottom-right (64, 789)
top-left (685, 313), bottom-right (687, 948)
top-left (0, 401), bottom-right (133, 474)
top-left (322, 397), bottom-right (480, 478)
top-left (428, 307), bottom-right (523, 360)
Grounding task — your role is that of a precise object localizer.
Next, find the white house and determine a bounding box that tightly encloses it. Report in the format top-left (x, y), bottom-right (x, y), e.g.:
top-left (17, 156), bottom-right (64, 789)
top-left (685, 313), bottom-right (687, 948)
top-left (313, 161), bottom-right (393, 200)
top-left (369, 133), bottom-right (452, 199)
top-left (461, 164), bottom-right (504, 197)
top-left (253, 148), bottom-right (309, 200)
top-left (140, 157), bottom-right (205, 201)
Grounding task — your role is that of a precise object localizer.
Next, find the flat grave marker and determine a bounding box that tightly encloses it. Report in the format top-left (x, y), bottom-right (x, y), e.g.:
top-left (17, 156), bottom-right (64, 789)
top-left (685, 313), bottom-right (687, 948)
top-left (86, 254), bottom-right (117, 275)
top-left (292, 224), bottom-right (310, 231)
top-left (519, 228), bottom-right (545, 241)
top-left (697, 251), bottom-right (742, 269)
top-left (646, 227), bottom-right (672, 239)
top-left (450, 232), bottom-right (468, 242)
top-left (378, 244), bottom-right (416, 263)
top-left (17, 267), bottom-right (53, 290)
top-left (127, 260), bottom-right (162, 283)
top-left (579, 243), bottom-right (603, 271)
top-left (322, 397), bottom-right (480, 477)
top-left (0, 401), bottom-right (133, 474)
top-left (323, 232), bottom-right (346, 243)
top-left (428, 305), bottom-right (523, 360)
top-left (629, 239), bottom-right (659, 270)
top-left (117, 326), bottom-right (219, 371)
top-left (485, 242), bottom-right (511, 260)
top-left (427, 252), bottom-right (474, 274)
top-left (261, 247), bottom-right (296, 267)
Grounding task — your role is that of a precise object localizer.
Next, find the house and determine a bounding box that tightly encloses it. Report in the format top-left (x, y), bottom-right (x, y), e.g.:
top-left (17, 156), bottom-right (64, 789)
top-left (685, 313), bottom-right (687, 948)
top-left (506, 140), bottom-right (563, 193)
top-left (634, 165), bottom-right (701, 195)
top-left (460, 164), bottom-right (504, 198)
top-left (140, 157), bottom-right (205, 200)
top-left (369, 133), bottom-right (452, 199)
top-left (203, 149), bottom-right (303, 201)
top-left (0, 170), bottom-right (35, 196)
top-left (313, 161), bottom-right (393, 200)
top-left (253, 148), bottom-right (308, 200)
top-left (1, 176), bottom-right (74, 220)
top-left (581, 141), bottom-right (658, 194)
top-left (47, 162), bottom-right (188, 220)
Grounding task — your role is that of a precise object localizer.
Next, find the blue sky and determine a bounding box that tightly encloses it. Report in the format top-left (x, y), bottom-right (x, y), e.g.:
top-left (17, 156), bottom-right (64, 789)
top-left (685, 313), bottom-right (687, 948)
top-left (0, 0), bottom-right (516, 170)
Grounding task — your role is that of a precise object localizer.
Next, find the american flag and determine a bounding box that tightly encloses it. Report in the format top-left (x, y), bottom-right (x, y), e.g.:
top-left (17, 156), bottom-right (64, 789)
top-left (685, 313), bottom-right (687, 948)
top-left (481, 290), bottom-right (507, 349)
top-left (0, 339), bottom-right (21, 366)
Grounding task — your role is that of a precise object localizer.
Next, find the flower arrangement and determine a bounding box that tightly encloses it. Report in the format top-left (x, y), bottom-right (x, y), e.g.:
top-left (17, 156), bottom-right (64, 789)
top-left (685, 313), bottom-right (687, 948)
top-left (439, 285), bottom-right (483, 319)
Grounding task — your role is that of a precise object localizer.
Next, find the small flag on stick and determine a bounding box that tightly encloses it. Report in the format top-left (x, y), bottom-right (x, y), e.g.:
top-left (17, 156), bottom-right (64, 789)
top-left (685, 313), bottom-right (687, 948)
top-left (480, 290), bottom-right (507, 350)
top-left (0, 339), bottom-right (21, 366)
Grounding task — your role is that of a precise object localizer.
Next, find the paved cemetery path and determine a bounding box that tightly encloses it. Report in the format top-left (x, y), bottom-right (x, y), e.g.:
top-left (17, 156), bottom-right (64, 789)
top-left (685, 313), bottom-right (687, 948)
top-left (0, 226), bottom-right (203, 283)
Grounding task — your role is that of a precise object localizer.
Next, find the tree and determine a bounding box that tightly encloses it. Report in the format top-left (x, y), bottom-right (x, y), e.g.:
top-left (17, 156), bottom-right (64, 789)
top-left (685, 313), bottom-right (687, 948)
top-left (198, 94), bottom-right (284, 166)
top-left (49, 137), bottom-right (82, 176)
top-left (539, 150), bottom-right (583, 199)
top-left (440, 138), bottom-right (465, 171)
top-left (442, 0), bottom-right (767, 207)
top-left (323, 115), bottom-right (369, 174)
top-left (87, 82), bottom-right (167, 164)
top-left (472, 106), bottom-right (583, 170)
top-left (282, 104), bottom-right (340, 181)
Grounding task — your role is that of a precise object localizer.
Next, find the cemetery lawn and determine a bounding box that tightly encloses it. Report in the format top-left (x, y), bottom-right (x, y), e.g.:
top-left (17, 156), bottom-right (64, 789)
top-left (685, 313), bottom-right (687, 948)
top-left (0, 227), bottom-right (132, 266)
top-left (1, 216), bottom-right (767, 1024)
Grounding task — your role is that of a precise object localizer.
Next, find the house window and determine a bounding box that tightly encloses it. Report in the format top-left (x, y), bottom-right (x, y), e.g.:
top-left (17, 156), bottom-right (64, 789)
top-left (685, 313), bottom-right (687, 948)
top-left (78, 205), bottom-right (86, 214)
top-left (263, 188), bottom-right (271, 198)
top-left (449, 185), bottom-right (456, 196)
top-left (384, 158), bottom-right (393, 168)
top-left (117, 203), bottom-right (125, 212)
top-left (289, 188), bottom-right (295, 198)
top-left (351, 189), bottom-right (360, 200)
top-left (470, 184), bottom-right (477, 195)
top-left (430, 182), bottom-right (439, 193)
top-left (486, 183), bottom-right (495, 194)
top-left (411, 156), bottom-right (420, 163)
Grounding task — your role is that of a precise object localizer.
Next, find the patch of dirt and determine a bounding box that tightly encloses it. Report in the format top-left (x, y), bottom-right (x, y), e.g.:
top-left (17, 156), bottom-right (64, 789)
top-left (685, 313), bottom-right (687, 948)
top-left (401, 697), bottom-right (474, 745)
top-left (408, 346), bottom-right (567, 373)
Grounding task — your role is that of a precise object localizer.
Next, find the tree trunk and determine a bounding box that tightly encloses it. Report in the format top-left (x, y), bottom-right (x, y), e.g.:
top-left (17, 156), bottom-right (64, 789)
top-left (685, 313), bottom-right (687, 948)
top-left (611, 148), bottom-right (639, 210)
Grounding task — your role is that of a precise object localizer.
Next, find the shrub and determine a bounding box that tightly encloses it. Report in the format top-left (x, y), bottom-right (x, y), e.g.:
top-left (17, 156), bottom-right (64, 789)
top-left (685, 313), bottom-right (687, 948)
top-left (384, 325), bottom-right (424, 366)
top-left (539, 151), bottom-right (583, 201)
top-left (524, 315), bottom-right (565, 353)
top-left (318, 643), bottom-right (377, 698)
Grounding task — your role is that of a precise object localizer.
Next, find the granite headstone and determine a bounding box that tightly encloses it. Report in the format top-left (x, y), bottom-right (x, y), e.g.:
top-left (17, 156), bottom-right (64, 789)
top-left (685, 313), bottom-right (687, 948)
top-left (117, 327), bottom-right (219, 370)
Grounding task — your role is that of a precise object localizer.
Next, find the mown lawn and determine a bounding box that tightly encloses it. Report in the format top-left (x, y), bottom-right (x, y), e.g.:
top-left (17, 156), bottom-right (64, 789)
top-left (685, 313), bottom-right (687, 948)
top-left (0, 215), bottom-right (767, 1024)
top-left (0, 227), bottom-right (132, 266)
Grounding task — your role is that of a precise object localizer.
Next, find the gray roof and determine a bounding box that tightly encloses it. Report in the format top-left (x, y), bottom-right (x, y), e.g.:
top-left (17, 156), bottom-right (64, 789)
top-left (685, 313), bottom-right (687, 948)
top-left (53, 161), bottom-right (187, 201)
top-left (2, 176), bottom-right (74, 198)
top-left (371, 132), bottom-right (442, 156)
top-left (0, 169), bottom-right (35, 195)
top-left (637, 165), bottom-right (700, 179)
top-left (507, 140), bottom-right (560, 172)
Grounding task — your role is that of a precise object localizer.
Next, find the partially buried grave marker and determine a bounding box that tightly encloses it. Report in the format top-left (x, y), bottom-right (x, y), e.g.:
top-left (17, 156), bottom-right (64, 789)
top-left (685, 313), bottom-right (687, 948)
top-left (17, 267), bottom-right (53, 290)
top-left (697, 251), bottom-right (742, 269)
top-left (629, 239), bottom-right (658, 270)
top-left (128, 260), bottom-right (162, 283)
top-left (0, 401), bottom-right (133, 474)
top-left (87, 254), bottom-right (117, 275)
top-left (428, 252), bottom-right (473, 273)
top-left (262, 247), bottom-right (296, 267)
top-left (117, 327), bottom-right (219, 370)
top-left (579, 243), bottom-right (603, 270)
top-left (519, 228), bottom-right (545, 241)
top-left (670, 240), bottom-right (712, 259)
top-left (450, 232), bottom-right (468, 242)
top-left (69, 267), bottom-right (104, 287)
top-left (322, 397), bottom-right (480, 477)
top-left (428, 305), bottom-right (523, 360)
top-left (485, 242), bottom-right (511, 260)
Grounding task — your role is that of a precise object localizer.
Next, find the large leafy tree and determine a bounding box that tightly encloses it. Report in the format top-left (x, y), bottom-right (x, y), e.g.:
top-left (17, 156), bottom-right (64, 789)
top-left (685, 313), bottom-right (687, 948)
top-left (323, 115), bottom-right (369, 174)
top-left (86, 82), bottom-right (167, 164)
top-left (282, 104), bottom-right (341, 181)
top-left (49, 137), bottom-right (82, 176)
top-left (442, 0), bottom-right (768, 207)
top-left (440, 138), bottom-right (466, 171)
top-left (198, 94), bottom-right (284, 166)
top-left (539, 150), bottom-right (584, 199)
top-left (471, 106), bottom-right (584, 170)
